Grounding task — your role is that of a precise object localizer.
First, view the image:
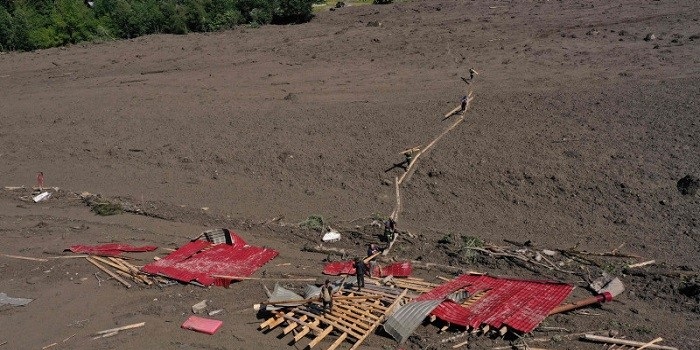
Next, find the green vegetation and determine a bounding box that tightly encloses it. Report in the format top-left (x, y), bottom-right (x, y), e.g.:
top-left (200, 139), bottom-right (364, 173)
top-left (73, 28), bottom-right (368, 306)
top-left (0, 0), bottom-right (316, 51)
top-left (300, 215), bottom-right (325, 231)
top-left (91, 201), bottom-right (123, 216)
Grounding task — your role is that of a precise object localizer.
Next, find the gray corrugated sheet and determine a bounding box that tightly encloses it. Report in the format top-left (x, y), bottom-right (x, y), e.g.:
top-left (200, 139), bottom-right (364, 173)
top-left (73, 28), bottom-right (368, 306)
top-left (0, 292), bottom-right (32, 306)
top-left (383, 300), bottom-right (443, 344)
top-left (266, 283), bottom-right (304, 310)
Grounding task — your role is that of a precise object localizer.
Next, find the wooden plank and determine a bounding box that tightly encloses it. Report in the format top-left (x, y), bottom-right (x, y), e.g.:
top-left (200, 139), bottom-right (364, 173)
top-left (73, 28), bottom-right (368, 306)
top-left (293, 319), bottom-right (320, 343)
top-left (283, 315), bottom-right (308, 334)
top-left (95, 322), bottom-right (145, 335)
top-left (279, 314), bottom-right (323, 334)
top-left (294, 310), bottom-right (364, 340)
top-left (92, 256), bottom-right (132, 274)
top-left (267, 312), bottom-right (294, 330)
top-left (348, 289), bottom-right (408, 350)
top-left (86, 257), bottom-right (131, 288)
top-left (306, 325), bottom-right (333, 349)
top-left (580, 334), bottom-right (678, 350)
top-left (326, 332), bottom-right (348, 350)
top-left (1, 253), bottom-right (48, 262)
top-left (332, 302), bottom-right (380, 322)
top-left (259, 316), bottom-right (278, 330)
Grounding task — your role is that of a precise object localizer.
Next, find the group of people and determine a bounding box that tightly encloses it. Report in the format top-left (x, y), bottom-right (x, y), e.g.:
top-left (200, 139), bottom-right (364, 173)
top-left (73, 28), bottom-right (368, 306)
top-left (317, 227), bottom-right (397, 313)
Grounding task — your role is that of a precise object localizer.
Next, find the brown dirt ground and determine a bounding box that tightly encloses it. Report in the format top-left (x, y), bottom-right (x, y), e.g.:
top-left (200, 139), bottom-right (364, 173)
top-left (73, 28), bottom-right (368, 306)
top-left (1, 0), bottom-right (699, 349)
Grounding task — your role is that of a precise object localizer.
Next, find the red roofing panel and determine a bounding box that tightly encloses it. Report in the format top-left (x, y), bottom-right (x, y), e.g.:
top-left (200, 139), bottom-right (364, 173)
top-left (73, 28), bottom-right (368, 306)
top-left (322, 261), bottom-right (412, 277)
top-left (69, 243), bottom-right (157, 257)
top-left (376, 261), bottom-right (412, 277)
top-left (415, 274), bottom-right (474, 301)
top-left (427, 275), bottom-right (573, 333)
top-left (141, 232), bottom-right (278, 286)
top-left (322, 261), bottom-right (356, 275)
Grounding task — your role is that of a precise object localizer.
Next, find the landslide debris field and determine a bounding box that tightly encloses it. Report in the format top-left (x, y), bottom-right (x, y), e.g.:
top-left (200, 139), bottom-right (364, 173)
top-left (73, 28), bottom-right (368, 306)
top-left (1, 1), bottom-right (698, 349)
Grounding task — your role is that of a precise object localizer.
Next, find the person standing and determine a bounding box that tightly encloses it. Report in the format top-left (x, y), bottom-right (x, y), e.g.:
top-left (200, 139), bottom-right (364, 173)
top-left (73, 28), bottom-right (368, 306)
top-left (384, 218), bottom-right (396, 242)
top-left (354, 258), bottom-right (369, 291)
top-left (460, 95), bottom-right (468, 113)
top-left (320, 279), bottom-right (333, 313)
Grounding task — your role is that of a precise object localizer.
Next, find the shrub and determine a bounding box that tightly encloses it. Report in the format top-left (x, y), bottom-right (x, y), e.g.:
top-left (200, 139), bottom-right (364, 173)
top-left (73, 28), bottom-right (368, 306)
top-left (373, 0), bottom-right (393, 4)
top-left (0, 6), bottom-right (13, 50)
top-left (300, 215), bottom-right (325, 231)
top-left (92, 202), bottom-right (123, 215)
top-left (273, 0), bottom-right (314, 25)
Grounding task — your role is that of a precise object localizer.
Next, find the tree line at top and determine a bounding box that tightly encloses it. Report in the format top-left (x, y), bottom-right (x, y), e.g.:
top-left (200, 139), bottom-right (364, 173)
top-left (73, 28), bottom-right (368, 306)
top-left (0, 0), bottom-right (320, 51)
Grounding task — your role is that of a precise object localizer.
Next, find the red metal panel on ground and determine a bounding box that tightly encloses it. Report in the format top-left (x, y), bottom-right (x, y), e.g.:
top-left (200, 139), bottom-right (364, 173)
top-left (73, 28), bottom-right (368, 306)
top-left (322, 261), bottom-right (356, 275)
top-left (415, 274), bottom-right (474, 301)
top-left (375, 261), bottom-right (412, 277)
top-left (427, 275), bottom-right (574, 333)
top-left (181, 316), bottom-right (223, 334)
top-left (141, 232), bottom-right (278, 286)
top-left (69, 243), bottom-right (157, 257)
top-left (322, 261), bottom-right (412, 277)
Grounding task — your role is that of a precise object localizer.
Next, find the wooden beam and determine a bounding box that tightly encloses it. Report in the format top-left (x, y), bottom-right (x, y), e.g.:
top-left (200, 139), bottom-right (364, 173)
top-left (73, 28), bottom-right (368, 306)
top-left (283, 315), bottom-right (308, 334)
top-left (293, 319), bottom-right (320, 343)
top-left (279, 314), bottom-right (324, 334)
top-left (306, 325), bottom-right (333, 349)
top-left (95, 322), bottom-right (145, 335)
top-left (326, 332), bottom-right (348, 350)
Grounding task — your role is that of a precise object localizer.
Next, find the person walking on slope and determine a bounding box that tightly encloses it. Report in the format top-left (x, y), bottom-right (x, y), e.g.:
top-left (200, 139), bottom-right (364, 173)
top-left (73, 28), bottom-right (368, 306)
top-left (319, 279), bottom-right (333, 313)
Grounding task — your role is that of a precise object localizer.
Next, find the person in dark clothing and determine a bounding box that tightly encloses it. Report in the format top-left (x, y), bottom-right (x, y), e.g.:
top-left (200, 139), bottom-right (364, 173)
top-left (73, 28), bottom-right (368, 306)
top-left (367, 244), bottom-right (380, 257)
top-left (319, 279), bottom-right (333, 313)
top-left (384, 218), bottom-right (396, 242)
top-left (354, 258), bottom-right (370, 291)
top-left (460, 95), bottom-right (468, 113)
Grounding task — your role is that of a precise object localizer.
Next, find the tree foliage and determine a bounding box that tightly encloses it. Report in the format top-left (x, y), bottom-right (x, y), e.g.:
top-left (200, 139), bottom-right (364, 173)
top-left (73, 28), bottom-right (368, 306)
top-left (0, 0), bottom-right (318, 51)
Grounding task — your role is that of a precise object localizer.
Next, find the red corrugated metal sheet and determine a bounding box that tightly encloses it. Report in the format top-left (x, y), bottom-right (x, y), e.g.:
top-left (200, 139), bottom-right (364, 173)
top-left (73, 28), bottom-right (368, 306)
top-left (69, 243), bottom-right (157, 257)
top-left (322, 261), bottom-right (412, 277)
top-left (427, 275), bottom-right (574, 333)
top-left (376, 261), bottom-right (412, 277)
top-left (141, 232), bottom-right (278, 286)
top-left (322, 261), bottom-right (355, 275)
top-left (415, 274), bottom-right (473, 301)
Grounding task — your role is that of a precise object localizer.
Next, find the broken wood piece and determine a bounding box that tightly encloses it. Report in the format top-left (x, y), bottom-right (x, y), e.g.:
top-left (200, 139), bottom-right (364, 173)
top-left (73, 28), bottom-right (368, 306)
top-left (41, 342), bottom-right (57, 349)
top-left (95, 322), bottom-right (146, 335)
top-left (580, 334), bottom-right (677, 350)
top-left (92, 256), bottom-right (131, 274)
top-left (452, 340), bottom-right (469, 348)
top-left (627, 260), bottom-right (656, 268)
top-left (86, 257), bottom-right (132, 288)
top-left (398, 146), bottom-right (421, 155)
top-left (444, 105), bottom-right (462, 119)
top-left (363, 252), bottom-right (381, 264)
top-left (637, 337), bottom-right (664, 350)
top-left (92, 331), bottom-right (118, 340)
top-left (1, 253), bottom-right (48, 262)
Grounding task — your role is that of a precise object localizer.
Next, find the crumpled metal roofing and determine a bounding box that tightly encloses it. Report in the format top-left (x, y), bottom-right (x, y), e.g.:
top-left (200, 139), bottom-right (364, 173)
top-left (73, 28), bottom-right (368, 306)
top-left (141, 232), bottom-right (278, 286)
top-left (69, 243), bottom-right (157, 257)
top-left (383, 300), bottom-right (443, 344)
top-left (322, 260), bottom-right (412, 277)
top-left (429, 275), bottom-right (574, 333)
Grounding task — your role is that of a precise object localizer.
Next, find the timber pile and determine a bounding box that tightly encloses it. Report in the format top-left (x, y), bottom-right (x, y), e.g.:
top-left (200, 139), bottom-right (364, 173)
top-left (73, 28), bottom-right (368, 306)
top-left (259, 284), bottom-right (409, 349)
top-left (85, 256), bottom-right (156, 288)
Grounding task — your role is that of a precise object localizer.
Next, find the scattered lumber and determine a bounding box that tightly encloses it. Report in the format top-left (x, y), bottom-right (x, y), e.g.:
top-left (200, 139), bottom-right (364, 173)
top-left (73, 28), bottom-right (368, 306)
top-left (85, 257), bottom-right (132, 288)
top-left (627, 260), bottom-right (655, 268)
top-left (1, 253), bottom-right (48, 262)
top-left (95, 322), bottom-right (146, 338)
top-left (580, 334), bottom-right (678, 350)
